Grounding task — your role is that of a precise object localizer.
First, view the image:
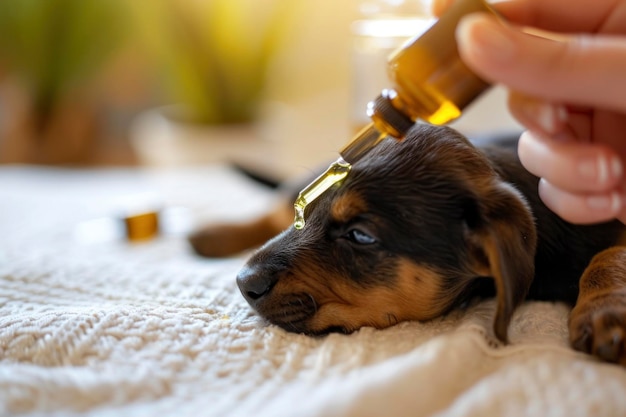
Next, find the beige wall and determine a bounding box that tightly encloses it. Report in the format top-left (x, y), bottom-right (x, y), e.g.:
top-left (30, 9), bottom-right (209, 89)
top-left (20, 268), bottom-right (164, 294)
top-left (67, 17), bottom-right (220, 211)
top-left (260, 0), bottom-right (355, 176)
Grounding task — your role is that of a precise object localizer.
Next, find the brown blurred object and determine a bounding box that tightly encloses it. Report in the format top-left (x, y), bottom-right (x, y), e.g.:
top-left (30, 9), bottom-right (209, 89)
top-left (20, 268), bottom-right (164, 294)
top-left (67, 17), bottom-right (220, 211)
top-left (0, 50), bottom-right (153, 166)
top-left (0, 0), bottom-right (151, 166)
top-left (1, 77), bottom-right (98, 165)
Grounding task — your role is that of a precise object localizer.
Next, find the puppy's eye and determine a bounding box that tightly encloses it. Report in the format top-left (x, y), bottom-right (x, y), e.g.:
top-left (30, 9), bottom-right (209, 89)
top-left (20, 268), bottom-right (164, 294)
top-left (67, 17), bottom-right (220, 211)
top-left (343, 228), bottom-right (376, 245)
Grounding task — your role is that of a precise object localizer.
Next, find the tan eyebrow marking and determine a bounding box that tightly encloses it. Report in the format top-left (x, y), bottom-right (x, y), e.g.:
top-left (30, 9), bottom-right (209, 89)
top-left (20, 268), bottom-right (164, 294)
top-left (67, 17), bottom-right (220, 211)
top-left (330, 192), bottom-right (367, 223)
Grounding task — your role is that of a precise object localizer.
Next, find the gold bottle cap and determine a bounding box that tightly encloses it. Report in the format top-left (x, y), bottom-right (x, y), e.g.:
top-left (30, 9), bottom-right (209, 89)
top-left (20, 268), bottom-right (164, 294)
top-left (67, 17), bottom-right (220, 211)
top-left (123, 211), bottom-right (160, 241)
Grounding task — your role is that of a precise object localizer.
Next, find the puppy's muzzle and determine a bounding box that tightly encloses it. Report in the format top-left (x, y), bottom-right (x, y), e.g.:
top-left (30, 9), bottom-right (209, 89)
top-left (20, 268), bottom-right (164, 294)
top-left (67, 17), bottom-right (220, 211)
top-left (236, 264), bottom-right (319, 332)
top-left (236, 265), bottom-right (277, 306)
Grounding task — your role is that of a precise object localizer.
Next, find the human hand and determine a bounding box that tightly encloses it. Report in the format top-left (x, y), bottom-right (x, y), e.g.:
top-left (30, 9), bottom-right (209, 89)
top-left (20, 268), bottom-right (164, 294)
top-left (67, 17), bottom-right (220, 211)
top-left (433, 0), bottom-right (626, 224)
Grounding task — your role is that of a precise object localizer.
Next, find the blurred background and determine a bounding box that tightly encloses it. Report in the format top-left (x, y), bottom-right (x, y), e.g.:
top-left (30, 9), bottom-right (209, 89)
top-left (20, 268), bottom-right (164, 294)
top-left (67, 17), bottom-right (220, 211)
top-left (0, 0), bottom-right (520, 179)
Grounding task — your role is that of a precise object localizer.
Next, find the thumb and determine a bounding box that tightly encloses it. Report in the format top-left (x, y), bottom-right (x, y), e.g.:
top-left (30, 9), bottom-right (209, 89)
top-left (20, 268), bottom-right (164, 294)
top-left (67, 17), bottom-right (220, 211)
top-left (456, 13), bottom-right (626, 113)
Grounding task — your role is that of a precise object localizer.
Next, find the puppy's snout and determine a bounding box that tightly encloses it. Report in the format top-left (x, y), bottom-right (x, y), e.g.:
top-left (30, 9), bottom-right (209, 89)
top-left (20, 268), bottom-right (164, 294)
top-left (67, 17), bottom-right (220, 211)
top-left (236, 265), bottom-right (277, 305)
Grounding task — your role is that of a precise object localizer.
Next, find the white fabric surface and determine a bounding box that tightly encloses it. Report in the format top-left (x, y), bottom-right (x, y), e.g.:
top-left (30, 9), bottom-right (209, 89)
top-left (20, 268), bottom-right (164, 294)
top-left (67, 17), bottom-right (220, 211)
top-left (2, 165), bottom-right (626, 417)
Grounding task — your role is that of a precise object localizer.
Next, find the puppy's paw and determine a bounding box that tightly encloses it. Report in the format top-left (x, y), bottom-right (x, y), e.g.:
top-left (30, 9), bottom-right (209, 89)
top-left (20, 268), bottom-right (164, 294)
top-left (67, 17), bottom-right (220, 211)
top-left (569, 295), bottom-right (626, 365)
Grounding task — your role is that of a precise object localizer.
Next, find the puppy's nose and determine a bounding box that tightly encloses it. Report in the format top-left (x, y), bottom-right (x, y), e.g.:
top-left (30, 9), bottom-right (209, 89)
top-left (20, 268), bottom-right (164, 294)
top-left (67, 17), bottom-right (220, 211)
top-left (236, 265), bottom-right (277, 305)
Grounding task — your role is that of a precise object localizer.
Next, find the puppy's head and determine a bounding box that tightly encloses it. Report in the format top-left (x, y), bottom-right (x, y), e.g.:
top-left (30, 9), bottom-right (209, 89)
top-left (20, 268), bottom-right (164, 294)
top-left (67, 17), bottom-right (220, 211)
top-left (237, 125), bottom-right (537, 342)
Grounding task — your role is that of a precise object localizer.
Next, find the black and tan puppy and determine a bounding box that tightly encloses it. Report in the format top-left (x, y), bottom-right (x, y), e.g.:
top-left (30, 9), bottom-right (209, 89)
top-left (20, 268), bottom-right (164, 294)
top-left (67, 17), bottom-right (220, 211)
top-left (190, 124), bottom-right (626, 366)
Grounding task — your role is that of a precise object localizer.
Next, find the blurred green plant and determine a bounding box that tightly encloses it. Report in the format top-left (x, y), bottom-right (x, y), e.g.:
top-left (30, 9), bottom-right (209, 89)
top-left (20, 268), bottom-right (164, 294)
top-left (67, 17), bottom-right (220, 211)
top-left (131, 0), bottom-right (297, 125)
top-left (0, 0), bottom-right (130, 131)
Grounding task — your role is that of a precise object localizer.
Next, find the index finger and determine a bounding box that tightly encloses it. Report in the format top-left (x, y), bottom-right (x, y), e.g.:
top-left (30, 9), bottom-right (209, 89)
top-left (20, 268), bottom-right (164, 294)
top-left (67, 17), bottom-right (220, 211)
top-left (432, 0), bottom-right (622, 33)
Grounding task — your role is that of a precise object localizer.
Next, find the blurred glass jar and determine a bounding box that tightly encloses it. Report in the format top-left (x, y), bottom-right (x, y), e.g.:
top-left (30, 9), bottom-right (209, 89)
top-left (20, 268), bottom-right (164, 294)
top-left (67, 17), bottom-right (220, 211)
top-left (351, 0), bottom-right (434, 130)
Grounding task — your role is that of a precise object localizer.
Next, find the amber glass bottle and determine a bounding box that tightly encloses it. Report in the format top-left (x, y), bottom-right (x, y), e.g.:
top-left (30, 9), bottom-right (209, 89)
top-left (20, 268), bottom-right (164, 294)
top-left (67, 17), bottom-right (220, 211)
top-left (294, 0), bottom-right (499, 229)
top-left (341, 0), bottom-right (497, 162)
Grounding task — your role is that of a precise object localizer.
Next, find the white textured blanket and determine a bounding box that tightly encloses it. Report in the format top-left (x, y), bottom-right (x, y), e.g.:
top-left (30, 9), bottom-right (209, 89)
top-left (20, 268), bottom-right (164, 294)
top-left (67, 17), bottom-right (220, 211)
top-left (2, 165), bottom-right (626, 417)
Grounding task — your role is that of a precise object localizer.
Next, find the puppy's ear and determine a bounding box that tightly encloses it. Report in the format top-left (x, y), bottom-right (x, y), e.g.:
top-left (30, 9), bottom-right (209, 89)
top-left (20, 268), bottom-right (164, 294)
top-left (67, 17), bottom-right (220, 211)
top-left (465, 182), bottom-right (537, 343)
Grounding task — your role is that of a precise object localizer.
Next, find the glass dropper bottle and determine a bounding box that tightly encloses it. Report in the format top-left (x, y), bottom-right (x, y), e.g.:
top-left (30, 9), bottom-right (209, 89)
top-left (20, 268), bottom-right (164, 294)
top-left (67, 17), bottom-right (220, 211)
top-left (293, 0), bottom-right (499, 229)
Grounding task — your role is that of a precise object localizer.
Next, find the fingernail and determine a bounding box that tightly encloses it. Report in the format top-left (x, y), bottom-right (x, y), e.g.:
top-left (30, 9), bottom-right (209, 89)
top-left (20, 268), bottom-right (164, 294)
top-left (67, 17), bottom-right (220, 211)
top-left (457, 14), bottom-right (515, 62)
top-left (578, 155), bottom-right (623, 185)
top-left (612, 156), bottom-right (623, 180)
top-left (537, 103), bottom-right (567, 133)
top-left (533, 103), bottom-right (568, 134)
top-left (587, 192), bottom-right (623, 213)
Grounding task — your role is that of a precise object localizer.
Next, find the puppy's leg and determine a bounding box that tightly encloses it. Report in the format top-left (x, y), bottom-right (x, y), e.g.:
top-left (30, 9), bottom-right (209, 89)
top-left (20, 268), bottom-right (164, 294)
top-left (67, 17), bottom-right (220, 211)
top-left (569, 247), bottom-right (626, 365)
top-left (188, 166), bottom-right (316, 258)
top-left (188, 202), bottom-right (292, 258)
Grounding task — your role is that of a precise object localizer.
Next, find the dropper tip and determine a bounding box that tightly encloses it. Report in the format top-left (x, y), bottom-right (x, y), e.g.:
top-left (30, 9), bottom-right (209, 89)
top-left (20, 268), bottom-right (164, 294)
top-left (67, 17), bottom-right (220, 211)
top-left (291, 158), bottom-right (352, 231)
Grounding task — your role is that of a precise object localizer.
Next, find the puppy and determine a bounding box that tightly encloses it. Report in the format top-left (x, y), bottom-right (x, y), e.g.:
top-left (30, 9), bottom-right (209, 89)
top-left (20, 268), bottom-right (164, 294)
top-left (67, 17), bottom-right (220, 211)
top-left (190, 124), bottom-right (626, 365)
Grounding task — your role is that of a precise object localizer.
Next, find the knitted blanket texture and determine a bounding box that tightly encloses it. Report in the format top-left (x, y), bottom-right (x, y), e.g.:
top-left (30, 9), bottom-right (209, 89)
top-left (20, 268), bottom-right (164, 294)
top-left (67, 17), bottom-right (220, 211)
top-left (2, 166), bottom-right (626, 417)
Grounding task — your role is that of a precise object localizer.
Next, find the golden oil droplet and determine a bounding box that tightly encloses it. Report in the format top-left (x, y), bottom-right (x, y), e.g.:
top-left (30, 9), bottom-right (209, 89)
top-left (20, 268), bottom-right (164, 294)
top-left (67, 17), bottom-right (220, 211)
top-left (293, 201), bottom-right (306, 230)
top-left (293, 158), bottom-right (352, 230)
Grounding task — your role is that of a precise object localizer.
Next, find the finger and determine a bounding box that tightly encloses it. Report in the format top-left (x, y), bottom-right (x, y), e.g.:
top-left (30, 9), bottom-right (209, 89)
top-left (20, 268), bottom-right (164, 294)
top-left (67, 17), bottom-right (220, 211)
top-left (518, 130), bottom-right (623, 193)
top-left (507, 93), bottom-right (594, 143)
top-left (507, 92), bottom-right (570, 137)
top-left (538, 179), bottom-right (626, 225)
top-left (491, 0), bottom-right (620, 33)
top-left (456, 13), bottom-right (626, 113)
top-left (431, 0), bottom-right (454, 17)
top-left (433, 0), bottom-right (618, 32)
